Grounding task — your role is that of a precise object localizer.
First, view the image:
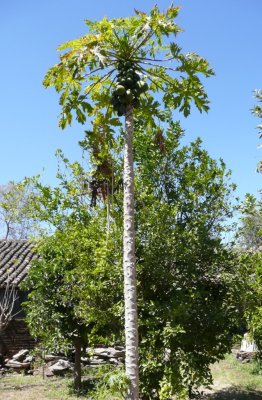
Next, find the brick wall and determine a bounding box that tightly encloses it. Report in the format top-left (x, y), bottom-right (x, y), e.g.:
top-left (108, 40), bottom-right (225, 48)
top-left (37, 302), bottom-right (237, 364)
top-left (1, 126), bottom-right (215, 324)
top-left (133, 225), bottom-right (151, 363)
top-left (0, 319), bottom-right (36, 358)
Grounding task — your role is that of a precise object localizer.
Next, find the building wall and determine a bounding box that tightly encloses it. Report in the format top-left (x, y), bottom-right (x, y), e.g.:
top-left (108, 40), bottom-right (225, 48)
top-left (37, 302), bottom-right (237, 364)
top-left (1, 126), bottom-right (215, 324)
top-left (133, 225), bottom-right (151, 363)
top-left (0, 319), bottom-right (36, 358)
top-left (0, 289), bottom-right (36, 358)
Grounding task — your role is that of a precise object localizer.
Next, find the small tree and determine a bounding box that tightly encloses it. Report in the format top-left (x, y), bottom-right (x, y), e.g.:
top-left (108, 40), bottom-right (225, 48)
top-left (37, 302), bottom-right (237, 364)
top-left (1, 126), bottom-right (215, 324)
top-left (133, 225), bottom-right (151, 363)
top-left (129, 118), bottom-right (243, 398)
top-left (23, 159), bottom-right (123, 390)
top-left (44, 6), bottom-right (213, 398)
top-left (24, 218), bottom-right (123, 390)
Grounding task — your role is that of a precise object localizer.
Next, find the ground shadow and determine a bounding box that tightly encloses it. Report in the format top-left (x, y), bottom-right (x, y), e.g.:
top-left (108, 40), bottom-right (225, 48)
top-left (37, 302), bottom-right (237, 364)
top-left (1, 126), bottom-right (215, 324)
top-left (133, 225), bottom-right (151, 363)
top-left (203, 388), bottom-right (262, 400)
top-left (68, 376), bottom-right (99, 397)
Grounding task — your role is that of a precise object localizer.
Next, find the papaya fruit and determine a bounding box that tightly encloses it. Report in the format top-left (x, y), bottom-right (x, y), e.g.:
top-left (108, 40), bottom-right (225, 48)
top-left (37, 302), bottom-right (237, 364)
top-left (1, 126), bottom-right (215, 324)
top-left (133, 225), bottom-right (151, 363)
top-left (135, 80), bottom-right (148, 93)
top-left (126, 89), bottom-right (133, 102)
top-left (119, 95), bottom-right (127, 104)
top-left (116, 85), bottom-right (126, 95)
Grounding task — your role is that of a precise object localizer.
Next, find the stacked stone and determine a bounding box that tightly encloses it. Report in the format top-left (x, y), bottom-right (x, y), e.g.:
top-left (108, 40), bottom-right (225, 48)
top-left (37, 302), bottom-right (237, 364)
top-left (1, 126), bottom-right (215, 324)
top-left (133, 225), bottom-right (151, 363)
top-left (84, 346), bottom-right (125, 367)
top-left (0, 346), bottom-right (125, 376)
top-left (2, 349), bottom-right (34, 372)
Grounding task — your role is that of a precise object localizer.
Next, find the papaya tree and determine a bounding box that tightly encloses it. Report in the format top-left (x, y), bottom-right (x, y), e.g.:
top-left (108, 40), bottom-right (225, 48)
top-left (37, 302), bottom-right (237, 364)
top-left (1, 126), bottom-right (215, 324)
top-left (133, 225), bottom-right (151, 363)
top-left (43, 5), bottom-right (213, 399)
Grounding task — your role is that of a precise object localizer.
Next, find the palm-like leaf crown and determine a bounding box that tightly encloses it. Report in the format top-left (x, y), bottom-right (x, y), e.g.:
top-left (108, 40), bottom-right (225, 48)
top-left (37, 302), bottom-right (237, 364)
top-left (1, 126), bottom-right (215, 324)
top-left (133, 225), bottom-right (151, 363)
top-left (44, 5), bottom-right (213, 130)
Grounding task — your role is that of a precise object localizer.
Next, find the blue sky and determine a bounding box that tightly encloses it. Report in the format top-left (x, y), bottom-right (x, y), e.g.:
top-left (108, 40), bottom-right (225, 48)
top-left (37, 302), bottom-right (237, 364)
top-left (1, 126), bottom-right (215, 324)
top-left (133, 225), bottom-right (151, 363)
top-left (0, 0), bottom-right (261, 201)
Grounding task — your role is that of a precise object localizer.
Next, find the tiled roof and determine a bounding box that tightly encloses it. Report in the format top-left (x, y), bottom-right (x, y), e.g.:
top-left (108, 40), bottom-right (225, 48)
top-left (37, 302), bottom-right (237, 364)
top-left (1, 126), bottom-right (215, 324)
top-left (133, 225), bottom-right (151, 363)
top-left (0, 240), bottom-right (39, 287)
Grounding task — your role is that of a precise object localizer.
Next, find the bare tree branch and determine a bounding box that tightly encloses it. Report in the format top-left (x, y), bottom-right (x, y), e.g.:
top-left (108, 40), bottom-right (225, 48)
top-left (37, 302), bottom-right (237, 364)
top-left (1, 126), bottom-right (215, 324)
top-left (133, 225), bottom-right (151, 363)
top-left (0, 278), bottom-right (19, 333)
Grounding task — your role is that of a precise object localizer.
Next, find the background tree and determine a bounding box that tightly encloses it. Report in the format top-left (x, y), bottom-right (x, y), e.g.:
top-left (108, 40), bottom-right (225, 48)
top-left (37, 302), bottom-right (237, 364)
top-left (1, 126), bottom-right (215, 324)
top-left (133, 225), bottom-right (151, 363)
top-left (239, 195), bottom-right (262, 251)
top-left (0, 182), bottom-right (37, 240)
top-left (238, 201), bottom-right (262, 361)
top-left (43, 6), bottom-right (213, 398)
top-left (251, 88), bottom-right (262, 173)
top-left (234, 90), bottom-right (262, 371)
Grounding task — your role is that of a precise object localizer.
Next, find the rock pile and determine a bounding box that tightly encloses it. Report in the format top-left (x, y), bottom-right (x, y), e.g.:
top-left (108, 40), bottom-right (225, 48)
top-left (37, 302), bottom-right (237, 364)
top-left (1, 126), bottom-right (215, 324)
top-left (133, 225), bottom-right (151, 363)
top-left (0, 345), bottom-right (125, 376)
top-left (44, 357), bottom-right (73, 377)
top-left (236, 350), bottom-right (256, 364)
top-left (2, 349), bottom-right (34, 372)
top-left (84, 346), bottom-right (125, 367)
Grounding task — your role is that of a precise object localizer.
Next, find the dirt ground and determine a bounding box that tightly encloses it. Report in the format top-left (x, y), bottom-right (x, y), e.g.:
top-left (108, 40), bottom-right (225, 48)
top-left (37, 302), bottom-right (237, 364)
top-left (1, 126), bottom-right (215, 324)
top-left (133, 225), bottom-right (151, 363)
top-left (0, 384), bottom-right (46, 400)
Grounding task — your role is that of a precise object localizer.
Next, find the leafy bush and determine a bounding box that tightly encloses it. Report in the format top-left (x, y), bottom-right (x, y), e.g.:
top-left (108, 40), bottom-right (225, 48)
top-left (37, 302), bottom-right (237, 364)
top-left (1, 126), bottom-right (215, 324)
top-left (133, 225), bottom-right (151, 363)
top-left (87, 367), bottom-right (129, 400)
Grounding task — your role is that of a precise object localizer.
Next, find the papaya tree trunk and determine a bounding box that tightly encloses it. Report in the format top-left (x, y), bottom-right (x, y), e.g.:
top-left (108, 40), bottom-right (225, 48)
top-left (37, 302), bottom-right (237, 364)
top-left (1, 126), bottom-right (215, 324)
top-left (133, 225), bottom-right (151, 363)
top-left (73, 336), bottom-right (82, 391)
top-left (123, 103), bottom-right (139, 400)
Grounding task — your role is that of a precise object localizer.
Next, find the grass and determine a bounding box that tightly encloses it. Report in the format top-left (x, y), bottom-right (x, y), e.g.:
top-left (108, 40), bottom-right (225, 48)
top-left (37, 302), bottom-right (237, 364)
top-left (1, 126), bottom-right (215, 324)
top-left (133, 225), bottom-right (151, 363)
top-left (202, 354), bottom-right (262, 399)
top-left (0, 366), bottom-right (124, 400)
top-left (0, 374), bottom-right (87, 400)
top-left (1, 355), bottom-right (262, 399)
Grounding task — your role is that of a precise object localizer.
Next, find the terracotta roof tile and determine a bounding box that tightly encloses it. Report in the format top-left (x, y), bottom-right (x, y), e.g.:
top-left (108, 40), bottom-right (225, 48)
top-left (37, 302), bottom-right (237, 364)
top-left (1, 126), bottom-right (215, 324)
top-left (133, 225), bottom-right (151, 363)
top-left (0, 240), bottom-right (39, 287)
